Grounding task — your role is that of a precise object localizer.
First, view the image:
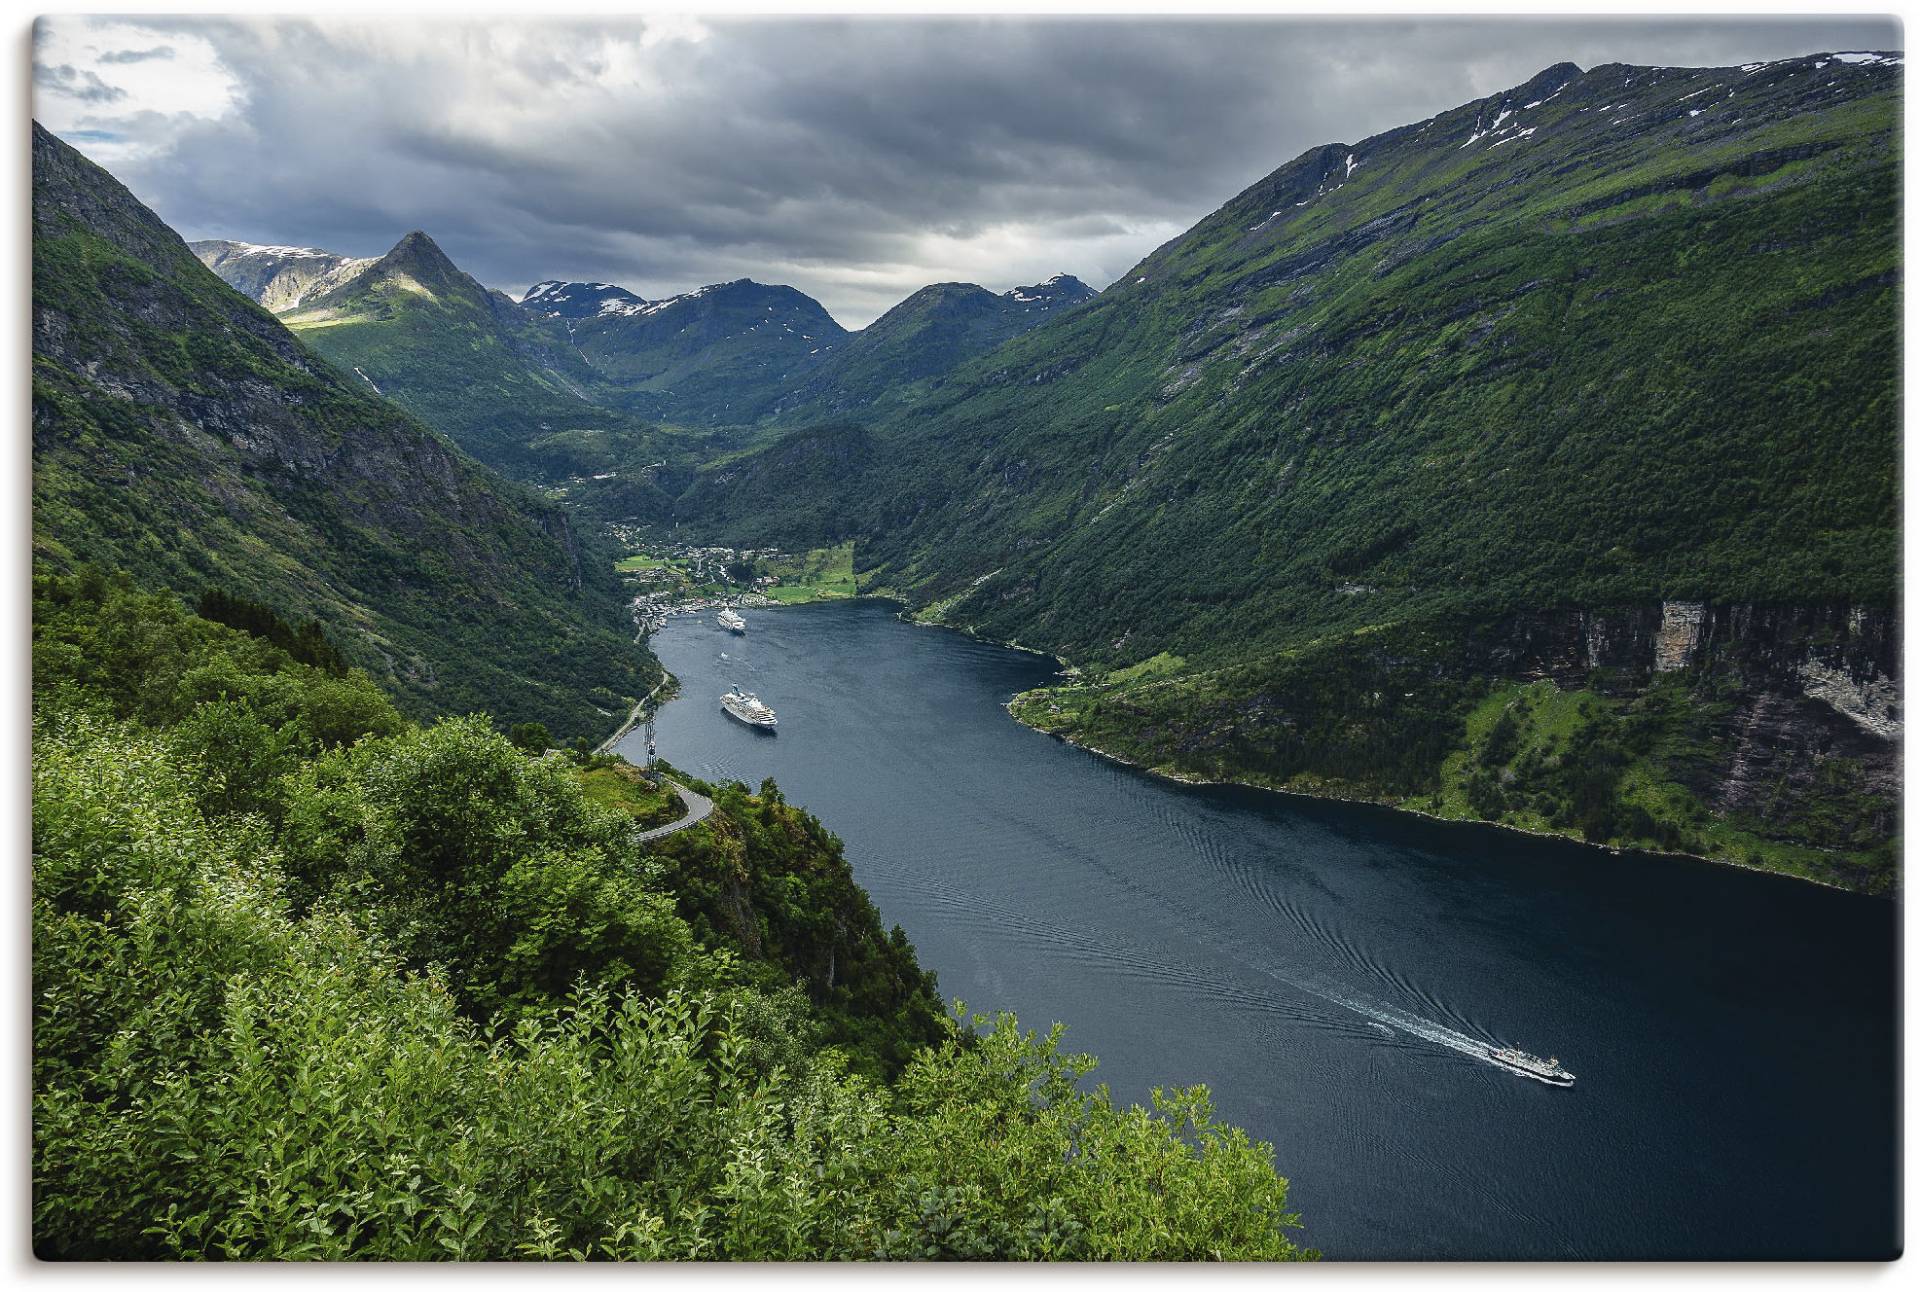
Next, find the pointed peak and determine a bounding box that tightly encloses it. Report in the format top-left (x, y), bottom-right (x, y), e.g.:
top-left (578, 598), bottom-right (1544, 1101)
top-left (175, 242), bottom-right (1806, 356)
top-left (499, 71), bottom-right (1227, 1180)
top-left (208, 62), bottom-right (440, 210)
top-left (352, 229), bottom-right (484, 305)
top-left (380, 229), bottom-right (454, 268)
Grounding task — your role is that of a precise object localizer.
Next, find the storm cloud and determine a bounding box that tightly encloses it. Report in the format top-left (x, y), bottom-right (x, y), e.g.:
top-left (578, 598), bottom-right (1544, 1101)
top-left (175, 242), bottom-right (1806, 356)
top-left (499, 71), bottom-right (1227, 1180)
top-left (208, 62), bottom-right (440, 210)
top-left (33, 14), bottom-right (1902, 326)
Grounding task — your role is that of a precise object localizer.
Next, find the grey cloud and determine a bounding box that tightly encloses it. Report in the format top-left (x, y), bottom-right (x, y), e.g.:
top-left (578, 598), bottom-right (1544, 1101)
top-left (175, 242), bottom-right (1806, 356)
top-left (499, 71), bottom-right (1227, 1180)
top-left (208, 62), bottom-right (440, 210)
top-left (35, 63), bottom-right (126, 104)
top-left (97, 46), bottom-right (175, 64)
top-left (47, 15), bottom-right (1903, 326)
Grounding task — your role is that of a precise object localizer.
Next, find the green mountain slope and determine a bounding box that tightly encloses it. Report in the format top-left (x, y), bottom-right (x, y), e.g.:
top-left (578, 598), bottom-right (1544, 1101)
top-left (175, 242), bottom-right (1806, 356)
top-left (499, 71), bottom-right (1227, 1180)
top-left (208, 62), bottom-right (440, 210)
top-left (855, 56), bottom-right (1899, 636)
top-left (268, 232), bottom-right (679, 491)
top-left (673, 54), bottom-right (1904, 888)
top-left (545, 277), bottom-right (851, 425)
top-left (32, 122), bottom-right (652, 738)
top-left (768, 274), bottom-right (1096, 421)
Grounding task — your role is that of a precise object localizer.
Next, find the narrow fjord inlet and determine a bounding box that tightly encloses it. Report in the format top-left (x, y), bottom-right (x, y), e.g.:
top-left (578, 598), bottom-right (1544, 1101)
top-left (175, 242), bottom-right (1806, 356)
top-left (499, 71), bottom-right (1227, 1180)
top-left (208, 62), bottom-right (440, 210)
top-left (31, 12), bottom-right (1902, 1264)
top-left (630, 602), bottom-right (1896, 1259)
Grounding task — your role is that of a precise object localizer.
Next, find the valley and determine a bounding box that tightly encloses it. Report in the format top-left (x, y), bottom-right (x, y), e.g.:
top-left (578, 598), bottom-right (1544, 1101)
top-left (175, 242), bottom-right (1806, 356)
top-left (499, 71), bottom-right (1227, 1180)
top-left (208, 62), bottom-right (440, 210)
top-left (29, 21), bottom-right (1904, 1264)
top-left (181, 50), bottom-right (1903, 893)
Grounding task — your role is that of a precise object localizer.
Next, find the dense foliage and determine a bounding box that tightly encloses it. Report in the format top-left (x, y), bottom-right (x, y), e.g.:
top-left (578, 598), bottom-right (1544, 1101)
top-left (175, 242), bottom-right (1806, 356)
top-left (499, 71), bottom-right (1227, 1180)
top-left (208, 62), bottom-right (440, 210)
top-left (32, 572), bottom-right (1312, 1260)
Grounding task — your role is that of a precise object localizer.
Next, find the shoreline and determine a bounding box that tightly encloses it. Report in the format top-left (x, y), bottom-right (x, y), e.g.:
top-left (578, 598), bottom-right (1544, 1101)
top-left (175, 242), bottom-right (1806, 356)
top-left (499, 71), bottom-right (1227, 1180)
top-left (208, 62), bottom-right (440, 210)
top-left (637, 587), bottom-right (1869, 897)
top-left (1005, 698), bottom-right (1864, 896)
top-left (596, 671), bottom-right (678, 756)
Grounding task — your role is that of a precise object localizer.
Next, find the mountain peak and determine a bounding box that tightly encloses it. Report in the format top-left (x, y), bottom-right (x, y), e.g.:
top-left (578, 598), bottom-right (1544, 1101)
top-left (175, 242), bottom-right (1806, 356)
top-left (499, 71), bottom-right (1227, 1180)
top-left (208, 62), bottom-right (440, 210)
top-left (1005, 274), bottom-right (1096, 309)
top-left (342, 228), bottom-right (487, 306)
top-left (521, 278), bottom-right (649, 319)
top-left (379, 229), bottom-right (455, 273)
top-left (1515, 61), bottom-right (1583, 101)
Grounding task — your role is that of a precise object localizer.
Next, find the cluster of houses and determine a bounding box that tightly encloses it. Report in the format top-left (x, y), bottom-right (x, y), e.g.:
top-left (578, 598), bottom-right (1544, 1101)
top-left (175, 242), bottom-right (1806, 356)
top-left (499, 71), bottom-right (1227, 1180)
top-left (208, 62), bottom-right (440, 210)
top-left (617, 543), bottom-right (790, 634)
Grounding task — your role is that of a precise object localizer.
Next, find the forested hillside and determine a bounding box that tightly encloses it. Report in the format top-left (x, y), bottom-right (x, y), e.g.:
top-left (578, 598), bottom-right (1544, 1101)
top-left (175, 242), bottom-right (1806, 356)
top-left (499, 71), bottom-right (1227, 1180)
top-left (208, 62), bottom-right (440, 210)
top-left (669, 55), bottom-right (1904, 888)
top-left (32, 570), bottom-right (1311, 1260)
top-left (32, 124), bottom-right (650, 739)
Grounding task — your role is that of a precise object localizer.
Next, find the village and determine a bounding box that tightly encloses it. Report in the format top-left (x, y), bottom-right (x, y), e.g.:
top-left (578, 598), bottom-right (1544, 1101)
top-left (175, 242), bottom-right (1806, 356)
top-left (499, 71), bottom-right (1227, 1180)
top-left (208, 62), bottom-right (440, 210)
top-left (610, 539), bottom-right (858, 635)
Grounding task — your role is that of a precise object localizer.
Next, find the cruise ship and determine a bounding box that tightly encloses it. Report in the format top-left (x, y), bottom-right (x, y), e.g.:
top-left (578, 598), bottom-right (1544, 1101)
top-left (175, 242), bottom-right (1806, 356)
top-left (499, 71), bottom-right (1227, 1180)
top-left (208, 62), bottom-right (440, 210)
top-left (717, 608), bottom-right (746, 634)
top-left (721, 686), bottom-right (777, 730)
top-left (1486, 1046), bottom-right (1575, 1086)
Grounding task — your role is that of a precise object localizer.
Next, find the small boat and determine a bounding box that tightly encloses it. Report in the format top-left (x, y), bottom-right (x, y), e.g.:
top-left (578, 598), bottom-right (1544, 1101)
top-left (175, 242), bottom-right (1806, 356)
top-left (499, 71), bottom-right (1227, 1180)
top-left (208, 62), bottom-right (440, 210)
top-left (718, 608), bottom-right (746, 634)
top-left (1486, 1046), bottom-right (1575, 1087)
top-left (721, 686), bottom-right (777, 730)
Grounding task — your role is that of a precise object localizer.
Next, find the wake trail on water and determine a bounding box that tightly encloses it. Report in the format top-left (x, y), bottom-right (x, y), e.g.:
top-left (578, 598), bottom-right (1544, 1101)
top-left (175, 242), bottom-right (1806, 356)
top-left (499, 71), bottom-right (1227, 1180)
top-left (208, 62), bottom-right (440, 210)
top-left (879, 863), bottom-right (1507, 1071)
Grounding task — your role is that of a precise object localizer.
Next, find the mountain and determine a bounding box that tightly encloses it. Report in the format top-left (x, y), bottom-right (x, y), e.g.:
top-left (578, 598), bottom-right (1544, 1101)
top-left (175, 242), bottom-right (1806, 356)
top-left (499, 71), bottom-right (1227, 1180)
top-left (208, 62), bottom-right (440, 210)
top-left (520, 278), bottom-right (649, 319)
top-left (249, 230), bottom-right (678, 492)
top-left (558, 278), bottom-right (850, 424)
top-left (32, 122), bottom-right (654, 738)
top-left (673, 54), bottom-right (1904, 889)
top-left (520, 271), bottom-right (1094, 425)
top-left (768, 274), bottom-right (1097, 419)
top-left (189, 238), bottom-right (376, 311)
top-left (207, 242), bottom-right (1091, 471)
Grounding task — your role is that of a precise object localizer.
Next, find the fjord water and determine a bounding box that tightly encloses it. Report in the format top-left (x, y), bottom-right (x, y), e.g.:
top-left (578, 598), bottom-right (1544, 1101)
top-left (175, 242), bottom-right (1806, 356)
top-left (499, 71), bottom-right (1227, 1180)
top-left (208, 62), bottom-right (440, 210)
top-left (623, 601), bottom-right (1898, 1260)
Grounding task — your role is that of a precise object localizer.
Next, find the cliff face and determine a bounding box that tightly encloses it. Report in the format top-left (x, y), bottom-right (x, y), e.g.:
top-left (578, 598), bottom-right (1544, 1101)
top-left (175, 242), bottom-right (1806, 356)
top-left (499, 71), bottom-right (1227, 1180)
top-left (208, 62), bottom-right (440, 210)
top-left (1467, 603), bottom-right (1898, 716)
top-left (1470, 602), bottom-right (1900, 878)
top-left (189, 239), bottom-right (376, 312)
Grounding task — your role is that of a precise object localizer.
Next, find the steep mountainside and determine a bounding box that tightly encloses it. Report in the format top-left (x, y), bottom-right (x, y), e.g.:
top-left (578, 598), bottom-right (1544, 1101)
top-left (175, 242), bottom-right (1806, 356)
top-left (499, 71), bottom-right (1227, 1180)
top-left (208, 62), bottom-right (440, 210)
top-left (673, 421), bottom-right (880, 548)
top-left (269, 231), bottom-right (679, 481)
top-left (674, 54), bottom-right (1904, 888)
top-left (190, 239), bottom-right (375, 312)
top-left (32, 122), bottom-right (652, 738)
top-left (768, 275), bottom-right (1096, 420)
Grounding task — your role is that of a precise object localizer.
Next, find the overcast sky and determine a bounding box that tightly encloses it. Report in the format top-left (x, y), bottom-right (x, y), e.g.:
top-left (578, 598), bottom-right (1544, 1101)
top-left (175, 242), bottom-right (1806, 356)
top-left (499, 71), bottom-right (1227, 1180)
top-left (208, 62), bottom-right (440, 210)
top-left (34, 14), bottom-right (1902, 327)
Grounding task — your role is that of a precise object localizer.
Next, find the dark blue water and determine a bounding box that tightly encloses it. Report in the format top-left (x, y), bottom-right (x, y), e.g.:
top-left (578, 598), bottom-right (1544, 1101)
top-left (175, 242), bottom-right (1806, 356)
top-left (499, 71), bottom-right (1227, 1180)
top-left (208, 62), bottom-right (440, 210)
top-left (622, 600), bottom-right (1900, 1260)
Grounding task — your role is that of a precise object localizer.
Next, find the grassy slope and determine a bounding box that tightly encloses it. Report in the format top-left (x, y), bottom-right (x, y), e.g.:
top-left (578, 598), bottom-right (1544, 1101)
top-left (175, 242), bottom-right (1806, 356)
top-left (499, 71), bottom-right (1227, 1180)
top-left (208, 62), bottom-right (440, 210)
top-left (761, 543), bottom-right (859, 603)
top-left (280, 234), bottom-right (686, 498)
top-left (857, 62), bottom-right (1898, 651)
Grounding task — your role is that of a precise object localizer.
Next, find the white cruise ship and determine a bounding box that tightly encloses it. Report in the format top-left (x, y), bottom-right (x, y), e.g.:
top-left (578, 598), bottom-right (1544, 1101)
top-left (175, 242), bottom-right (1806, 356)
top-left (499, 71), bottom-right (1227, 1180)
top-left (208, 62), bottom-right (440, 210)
top-left (718, 608), bottom-right (746, 634)
top-left (721, 686), bottom-right (777, 730)
top-left (1486, 1046), bottom-right (1574, 1086)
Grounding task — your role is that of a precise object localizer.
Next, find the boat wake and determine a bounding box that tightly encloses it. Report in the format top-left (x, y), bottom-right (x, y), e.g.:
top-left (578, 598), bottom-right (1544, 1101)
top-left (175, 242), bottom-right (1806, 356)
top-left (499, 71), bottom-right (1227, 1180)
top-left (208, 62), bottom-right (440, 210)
top-left (879, 861), bottom-right (1557, 1081)
top-left (1182, 921), bottom-right (1573, 1084)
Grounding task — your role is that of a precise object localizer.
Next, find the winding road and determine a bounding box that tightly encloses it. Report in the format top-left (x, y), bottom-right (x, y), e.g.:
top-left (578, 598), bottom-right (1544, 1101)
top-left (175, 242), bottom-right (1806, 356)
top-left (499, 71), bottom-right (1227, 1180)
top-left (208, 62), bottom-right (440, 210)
top-left (596, 676), bottom-right (668, 756)
top-left (596, 669), bottom-right (711, 842)
top-left (634, 778), bottom-right (714, 842)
